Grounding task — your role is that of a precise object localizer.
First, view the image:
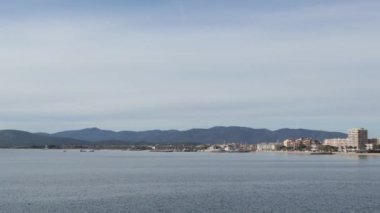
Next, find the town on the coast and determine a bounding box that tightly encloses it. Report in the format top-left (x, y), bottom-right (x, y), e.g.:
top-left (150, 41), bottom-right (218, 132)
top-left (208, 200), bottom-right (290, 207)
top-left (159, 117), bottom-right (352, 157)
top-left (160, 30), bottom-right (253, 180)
top-left (149, 128), bottom-right (379, 153)
top-left (255, 128), bottom-right (378, 153)
top-left (35, 127), bottom-right (380, 154)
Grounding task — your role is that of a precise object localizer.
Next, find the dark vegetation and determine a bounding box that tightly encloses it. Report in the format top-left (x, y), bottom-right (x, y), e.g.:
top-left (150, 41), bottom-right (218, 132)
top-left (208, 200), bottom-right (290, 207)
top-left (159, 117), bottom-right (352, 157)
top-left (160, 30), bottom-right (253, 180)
top-left (0, 127), bottom-right (346, 148)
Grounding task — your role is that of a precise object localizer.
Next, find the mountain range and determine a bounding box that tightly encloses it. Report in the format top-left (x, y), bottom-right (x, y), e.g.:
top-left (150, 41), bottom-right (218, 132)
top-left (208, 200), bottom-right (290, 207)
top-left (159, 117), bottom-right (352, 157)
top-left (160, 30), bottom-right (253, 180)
top-left (0, 130), bottom-right (87, 148)
top-left (0, 127), bottom-right (347, 148)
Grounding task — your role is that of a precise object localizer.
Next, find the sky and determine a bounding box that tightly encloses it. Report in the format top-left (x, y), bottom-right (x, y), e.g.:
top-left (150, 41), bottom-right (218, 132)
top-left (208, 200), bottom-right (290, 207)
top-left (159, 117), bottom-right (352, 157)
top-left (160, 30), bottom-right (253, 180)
top-left (1, 0), bottom-right (380, 135)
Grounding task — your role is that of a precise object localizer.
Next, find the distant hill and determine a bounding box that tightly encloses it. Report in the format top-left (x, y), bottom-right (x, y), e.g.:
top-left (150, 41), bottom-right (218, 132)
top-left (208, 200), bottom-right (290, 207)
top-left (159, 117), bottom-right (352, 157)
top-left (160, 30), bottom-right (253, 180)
top-left (51, 126), bottom-right (347, 144)
top-left (0, 127), bottom-right (347, 148)
top-left (0, 130), bottom-right (88, 148)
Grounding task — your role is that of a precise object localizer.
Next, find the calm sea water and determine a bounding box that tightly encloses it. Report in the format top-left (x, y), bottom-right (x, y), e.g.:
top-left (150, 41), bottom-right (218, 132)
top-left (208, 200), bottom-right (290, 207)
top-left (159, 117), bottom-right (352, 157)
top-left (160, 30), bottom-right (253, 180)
top-left (0, 150), bottom-right (380, 213)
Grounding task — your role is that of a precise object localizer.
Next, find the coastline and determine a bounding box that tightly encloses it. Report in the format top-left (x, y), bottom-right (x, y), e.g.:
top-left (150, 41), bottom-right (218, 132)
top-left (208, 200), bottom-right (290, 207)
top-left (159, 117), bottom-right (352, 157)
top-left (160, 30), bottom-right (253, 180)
top-left (257, 151), bottom-right (380, 156)
top-left (2, 148), bottom-right (380, 156)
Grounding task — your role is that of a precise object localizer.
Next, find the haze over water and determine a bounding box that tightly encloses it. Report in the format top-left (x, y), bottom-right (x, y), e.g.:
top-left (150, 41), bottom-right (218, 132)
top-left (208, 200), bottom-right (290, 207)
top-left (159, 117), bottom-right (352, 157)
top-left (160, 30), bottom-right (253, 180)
top-left (1, 150), bottom-right (379, 213)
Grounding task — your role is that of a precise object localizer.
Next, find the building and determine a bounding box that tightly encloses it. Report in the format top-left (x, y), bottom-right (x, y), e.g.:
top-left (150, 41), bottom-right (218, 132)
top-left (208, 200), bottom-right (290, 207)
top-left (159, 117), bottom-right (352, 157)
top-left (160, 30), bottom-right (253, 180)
top-left (324, 138), bottom-right (350, 147)
top-left (323, 128), bottom-right (370, 152)
top-left (283, 139), bottom-right (302, 149)
top-left (348, 128), bottom-right (368, 151)
top-left (323, 138), bottom-right (356, 152)
top-left (367, 138), bottom-right (380, 151)
top-left (256, 142), bottom-right (282, 151)
top-left (283, 138), bottom-right (320, 151)
top-left (368, 138), bottom-right (380, 145)
top-left (283, 139), bottom-right (294, 148)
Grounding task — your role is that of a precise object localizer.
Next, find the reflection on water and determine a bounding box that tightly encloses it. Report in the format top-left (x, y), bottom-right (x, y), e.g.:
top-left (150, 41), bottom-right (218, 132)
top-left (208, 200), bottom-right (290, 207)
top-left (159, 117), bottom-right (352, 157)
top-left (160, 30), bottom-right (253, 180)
top-left (357, 155), bottom-right (369, 160)
top-left (335, 153), bottom-right (380, 160)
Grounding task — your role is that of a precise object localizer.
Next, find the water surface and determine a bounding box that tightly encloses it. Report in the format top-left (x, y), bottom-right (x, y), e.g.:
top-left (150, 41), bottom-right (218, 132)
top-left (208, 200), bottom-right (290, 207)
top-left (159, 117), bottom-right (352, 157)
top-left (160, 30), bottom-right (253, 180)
top-left (1, 150), bottom-right (379, 213)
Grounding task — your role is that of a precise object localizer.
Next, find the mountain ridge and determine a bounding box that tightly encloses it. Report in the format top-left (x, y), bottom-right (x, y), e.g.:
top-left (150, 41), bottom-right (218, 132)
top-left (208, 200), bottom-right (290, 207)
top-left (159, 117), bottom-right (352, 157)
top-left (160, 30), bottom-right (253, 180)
top-left (50, 126), bottom-right (347, 144)
top-left (0, 130), bottom-right (88, 148)
top-left (0, 126), bottom-right (347, 148)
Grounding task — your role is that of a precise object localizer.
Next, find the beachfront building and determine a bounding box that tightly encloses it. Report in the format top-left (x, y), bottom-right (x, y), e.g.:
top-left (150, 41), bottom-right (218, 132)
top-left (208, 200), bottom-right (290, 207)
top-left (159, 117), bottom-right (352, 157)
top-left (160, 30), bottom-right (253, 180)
top-left (348, 128), bottom-right (368, 151)
top-left (283, 139), bottom-right (301, 149)
top-left (368, 138), bottom-right (380, 144)
top-left (283, 138), bottom-right (320, 151)
top-left (324, 138), bottom-right (350, 147)
top-left (367, 138), bottom-right (380, 151)
top-left (256, 142), bottom-right (282, 151)
top-left (323, 128), bottom-right (369, 152)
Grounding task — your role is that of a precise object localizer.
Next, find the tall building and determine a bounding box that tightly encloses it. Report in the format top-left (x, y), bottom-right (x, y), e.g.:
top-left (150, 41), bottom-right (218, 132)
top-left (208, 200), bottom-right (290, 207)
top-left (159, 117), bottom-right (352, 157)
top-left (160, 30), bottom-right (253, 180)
top-left (348, 128), bottom-right (368, 151)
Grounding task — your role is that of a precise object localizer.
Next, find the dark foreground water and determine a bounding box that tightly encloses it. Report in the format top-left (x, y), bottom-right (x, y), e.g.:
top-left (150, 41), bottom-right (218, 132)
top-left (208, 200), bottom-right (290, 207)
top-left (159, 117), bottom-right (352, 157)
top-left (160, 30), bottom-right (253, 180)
top-left (1, 150), bottom-right (380, 213)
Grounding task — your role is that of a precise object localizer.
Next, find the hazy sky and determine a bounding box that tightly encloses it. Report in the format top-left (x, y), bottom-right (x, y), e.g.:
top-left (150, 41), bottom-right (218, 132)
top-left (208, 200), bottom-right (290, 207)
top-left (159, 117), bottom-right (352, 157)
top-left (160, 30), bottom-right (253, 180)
top-left (1, 0), bottom-right (380, 135)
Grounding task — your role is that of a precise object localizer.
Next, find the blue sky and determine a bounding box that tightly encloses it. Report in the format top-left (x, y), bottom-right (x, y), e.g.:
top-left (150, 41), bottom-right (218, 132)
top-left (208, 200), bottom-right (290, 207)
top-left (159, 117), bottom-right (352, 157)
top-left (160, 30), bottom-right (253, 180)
top-left (1, 0), bottom-right (380, 136)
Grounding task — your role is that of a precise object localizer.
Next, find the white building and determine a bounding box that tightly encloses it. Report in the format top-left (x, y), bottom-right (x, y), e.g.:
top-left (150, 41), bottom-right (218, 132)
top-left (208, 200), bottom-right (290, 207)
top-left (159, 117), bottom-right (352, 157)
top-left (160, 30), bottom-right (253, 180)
top-left (323, 128), bottom-right (369, 152)
top-left (323, 138), bottom-right (350, 147)
top-left (256, 143), bottom-right (281, 151)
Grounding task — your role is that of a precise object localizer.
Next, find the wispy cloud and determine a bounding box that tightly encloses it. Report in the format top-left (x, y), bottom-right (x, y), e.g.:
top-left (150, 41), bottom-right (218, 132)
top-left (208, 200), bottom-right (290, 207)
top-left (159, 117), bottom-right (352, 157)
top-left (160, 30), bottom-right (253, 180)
top-left (0, 0), bottom-right (379, 135)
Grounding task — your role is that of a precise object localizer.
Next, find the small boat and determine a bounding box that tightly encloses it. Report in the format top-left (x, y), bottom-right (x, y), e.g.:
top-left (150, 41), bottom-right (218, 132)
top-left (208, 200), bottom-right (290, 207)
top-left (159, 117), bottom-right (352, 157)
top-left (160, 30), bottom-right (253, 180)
top-left (310, 152), bottom-right (334, 155)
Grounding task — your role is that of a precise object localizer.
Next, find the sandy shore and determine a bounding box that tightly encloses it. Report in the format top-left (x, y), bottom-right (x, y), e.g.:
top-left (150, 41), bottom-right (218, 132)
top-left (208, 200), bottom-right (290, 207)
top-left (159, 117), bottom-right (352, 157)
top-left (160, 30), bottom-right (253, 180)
top-left (262, 151), bottom-right (380, 156)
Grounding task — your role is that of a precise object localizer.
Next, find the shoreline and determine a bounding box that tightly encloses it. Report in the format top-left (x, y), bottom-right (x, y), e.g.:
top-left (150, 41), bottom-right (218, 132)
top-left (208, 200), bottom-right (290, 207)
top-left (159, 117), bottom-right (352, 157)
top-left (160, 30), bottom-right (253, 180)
top-left (2, 148), bottom-right (380, 156)
top-left (262, 151), bottom-right (380, 156)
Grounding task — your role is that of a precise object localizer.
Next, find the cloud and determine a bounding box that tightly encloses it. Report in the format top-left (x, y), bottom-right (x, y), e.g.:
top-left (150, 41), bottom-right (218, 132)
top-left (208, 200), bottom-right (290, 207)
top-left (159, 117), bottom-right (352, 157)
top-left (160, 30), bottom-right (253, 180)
top-left (0, 0), bottom-right (379, 135)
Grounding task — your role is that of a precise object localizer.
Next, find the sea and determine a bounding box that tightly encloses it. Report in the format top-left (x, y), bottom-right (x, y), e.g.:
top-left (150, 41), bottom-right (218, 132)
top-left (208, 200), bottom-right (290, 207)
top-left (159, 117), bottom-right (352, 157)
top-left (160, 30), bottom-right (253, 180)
top-left (0, 149), bottom-right (379, 213)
